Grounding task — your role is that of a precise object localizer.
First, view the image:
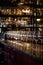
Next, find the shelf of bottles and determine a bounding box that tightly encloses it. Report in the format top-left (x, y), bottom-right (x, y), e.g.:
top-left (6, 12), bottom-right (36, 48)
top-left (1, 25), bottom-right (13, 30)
top-left (0, 0), bottom-right (43, 60)
top-left (0, 6), bottom-right (43, 16)
top-left (0, 6), bottom-right (43, 32)
top-left (0, 16), bottom-right (43, 32)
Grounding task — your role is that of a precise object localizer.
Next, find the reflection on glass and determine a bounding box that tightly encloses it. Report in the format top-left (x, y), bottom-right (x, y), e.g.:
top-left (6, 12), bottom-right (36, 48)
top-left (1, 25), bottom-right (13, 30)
top-left (3, 31), bottom-right (43, 59)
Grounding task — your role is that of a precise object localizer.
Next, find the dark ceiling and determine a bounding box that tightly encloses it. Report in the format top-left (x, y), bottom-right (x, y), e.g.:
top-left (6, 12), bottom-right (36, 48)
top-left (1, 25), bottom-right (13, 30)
top-left (0, 0), bottom-right (20, 6)
top-left (0, 0), bottom-right (43, 7)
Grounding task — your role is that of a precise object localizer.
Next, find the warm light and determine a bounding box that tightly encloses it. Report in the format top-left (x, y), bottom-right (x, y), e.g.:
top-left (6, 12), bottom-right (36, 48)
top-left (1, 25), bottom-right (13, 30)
top-left (37, 0), bottom-right (39, 5)
top-left (22, 9), bottom-right (30, 13)
top-left (18, 3), bottom-right (24, 5)
top-left (7, 9), bottom-right (9, 12)
top-left (16, 9), bottom-right (22, 15)
top-left (36, 19), bottom-right (41, 22)
top-left (15, 18), bottom-right (17, 21)
top-left (39, 28), bottom-right (42, 31)
top-left (8, 17), bottom-right (11, 21)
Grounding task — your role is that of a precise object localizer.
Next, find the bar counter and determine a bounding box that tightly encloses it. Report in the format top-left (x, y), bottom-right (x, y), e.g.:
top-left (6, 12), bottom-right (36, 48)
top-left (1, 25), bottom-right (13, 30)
top-left (0, 39), bottom-right (43, 65)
